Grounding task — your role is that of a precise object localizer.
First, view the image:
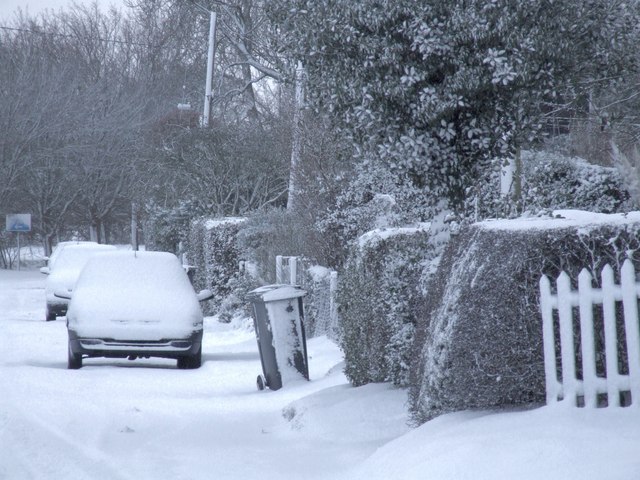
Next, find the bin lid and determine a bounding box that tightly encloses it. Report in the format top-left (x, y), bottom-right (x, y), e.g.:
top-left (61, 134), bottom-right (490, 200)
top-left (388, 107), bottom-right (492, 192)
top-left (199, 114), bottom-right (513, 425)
top-left (247, 284), bottom-right (307, 302)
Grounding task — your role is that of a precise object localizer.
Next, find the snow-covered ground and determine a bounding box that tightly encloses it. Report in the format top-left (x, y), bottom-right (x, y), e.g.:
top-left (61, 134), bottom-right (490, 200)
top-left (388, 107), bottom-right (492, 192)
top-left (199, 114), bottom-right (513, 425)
top-left (1, 267), bottom-right (639, 479)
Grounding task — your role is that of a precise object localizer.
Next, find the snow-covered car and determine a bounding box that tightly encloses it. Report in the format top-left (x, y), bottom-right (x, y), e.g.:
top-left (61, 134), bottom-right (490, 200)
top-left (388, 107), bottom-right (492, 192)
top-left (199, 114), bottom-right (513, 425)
top-left (40, 240), bottom-right (98, 275)
top-left (43, 243), bottom-right (117, 321)
top-left (61, 251), bottom-right (213, 370)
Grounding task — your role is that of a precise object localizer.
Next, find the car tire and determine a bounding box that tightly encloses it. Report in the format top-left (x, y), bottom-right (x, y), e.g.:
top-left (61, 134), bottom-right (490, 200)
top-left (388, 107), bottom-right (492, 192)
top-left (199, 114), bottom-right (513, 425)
top-left (67, 342), bottom-right (82, 369)
top-left (177, 347), bottom-right (202, 370)
top-left (46, 305), bottom-right (56, 322)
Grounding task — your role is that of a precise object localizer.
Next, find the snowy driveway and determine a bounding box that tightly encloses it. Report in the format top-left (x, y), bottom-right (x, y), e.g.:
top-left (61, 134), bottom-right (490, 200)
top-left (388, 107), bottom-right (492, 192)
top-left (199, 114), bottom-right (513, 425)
top-left (0, 270), bottom-right (408, 480)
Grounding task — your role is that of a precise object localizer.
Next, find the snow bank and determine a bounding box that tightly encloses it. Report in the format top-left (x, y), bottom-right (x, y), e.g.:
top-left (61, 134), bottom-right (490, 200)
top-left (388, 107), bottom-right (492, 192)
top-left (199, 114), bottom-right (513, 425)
top-left (282, 382), bottom-right (410, 443)
top-left (348, 406), bottom-right (640, 480)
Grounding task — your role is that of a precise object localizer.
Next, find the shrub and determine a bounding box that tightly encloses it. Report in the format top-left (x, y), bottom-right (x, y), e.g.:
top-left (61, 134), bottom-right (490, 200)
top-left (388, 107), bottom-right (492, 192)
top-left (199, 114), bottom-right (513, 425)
top-left (142, 202), bottom-right (194, 254)
top-left (237, 208), bottom-right (328, 283)
top-left (184, 217), bottom-right (247, 316)
top-left (409, 211), bottom-right (640, 424)
top-left (338, 224), bottom-right (434, 387)
top-left (467, 151), bottom-right (633, 221)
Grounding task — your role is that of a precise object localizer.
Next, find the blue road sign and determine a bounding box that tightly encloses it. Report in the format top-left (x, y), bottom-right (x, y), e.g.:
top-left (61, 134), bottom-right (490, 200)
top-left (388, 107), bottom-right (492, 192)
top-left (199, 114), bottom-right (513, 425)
top-left (6, 214), bottom-right (31, 232)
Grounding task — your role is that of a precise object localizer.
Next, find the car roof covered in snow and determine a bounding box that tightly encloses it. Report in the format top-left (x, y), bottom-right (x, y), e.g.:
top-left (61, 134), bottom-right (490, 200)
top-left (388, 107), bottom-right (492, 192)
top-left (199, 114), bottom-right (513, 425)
top-left (68, 250), bottom-right (202, 329)
top-left (51, 243), bottom-right (117, 273)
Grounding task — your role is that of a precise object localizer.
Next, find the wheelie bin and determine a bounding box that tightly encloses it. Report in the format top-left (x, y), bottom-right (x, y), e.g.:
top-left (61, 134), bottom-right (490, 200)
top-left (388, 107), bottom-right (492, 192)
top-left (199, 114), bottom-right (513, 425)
top-left (247, 284), bottom-right (309, 391)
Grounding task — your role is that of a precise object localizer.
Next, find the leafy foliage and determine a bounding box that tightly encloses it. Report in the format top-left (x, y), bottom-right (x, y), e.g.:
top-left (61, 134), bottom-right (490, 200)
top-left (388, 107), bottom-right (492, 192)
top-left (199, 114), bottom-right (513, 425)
top-left (268, 0), bottom-right (639, 216)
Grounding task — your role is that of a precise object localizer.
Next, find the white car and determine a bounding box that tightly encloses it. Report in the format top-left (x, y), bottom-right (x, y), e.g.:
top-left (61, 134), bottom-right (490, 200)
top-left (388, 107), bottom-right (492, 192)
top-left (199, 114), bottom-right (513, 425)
top-left (40, 240), bottom-right (98, 275)
top-left (43, 243), bottom-right (117, 321)
top-left (61, 251), bottom-right (212, 370)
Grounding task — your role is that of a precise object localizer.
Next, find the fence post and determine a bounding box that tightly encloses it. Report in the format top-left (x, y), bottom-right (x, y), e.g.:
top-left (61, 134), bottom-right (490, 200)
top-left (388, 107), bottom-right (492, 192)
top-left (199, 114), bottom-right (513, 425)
top-left (276, 255), bottom-right (283, 283)
top-left (621, 259), bottom-right (640, 407)
top-left (557, 272), bottom-right (577, 405)
top-left (578, 268), bottom-right (598, 408)
top-left (540, 274), bottom-right (559, 404)
top-left (289, 256), bottom-right (298, 285)
top-left (601, 264), bottom-right (621, 407)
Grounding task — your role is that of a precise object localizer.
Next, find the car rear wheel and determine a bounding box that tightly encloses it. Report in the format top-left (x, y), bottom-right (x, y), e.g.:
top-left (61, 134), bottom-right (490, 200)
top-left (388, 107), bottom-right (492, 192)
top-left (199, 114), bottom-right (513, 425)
top-left (177, 347), bottom-right (201, 370)
top-left (46, 305), bottom-right (56, 322)
top-left (67, 342), bottom-right (82, 369)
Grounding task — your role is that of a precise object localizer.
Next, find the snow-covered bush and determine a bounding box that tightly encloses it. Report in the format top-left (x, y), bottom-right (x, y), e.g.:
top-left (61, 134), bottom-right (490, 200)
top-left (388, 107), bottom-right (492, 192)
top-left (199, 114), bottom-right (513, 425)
top-left (184, 217), bottom-right (247, 316)
top-left (521, 151), bottom-right (632, 213)
top-left (409, 211), bottom-right (640, 424)
top-left (338, 225), bottom-right (434, 387)
top-left (142, 202), bottom-right (195, 254)
top-left (468, 151), bottom-right (632, 220)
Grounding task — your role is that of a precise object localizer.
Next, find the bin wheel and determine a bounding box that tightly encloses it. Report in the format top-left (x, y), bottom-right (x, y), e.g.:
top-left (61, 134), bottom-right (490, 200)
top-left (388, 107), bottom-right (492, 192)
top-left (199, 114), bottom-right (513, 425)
top-left (256, 374), bottom-right (266, 391)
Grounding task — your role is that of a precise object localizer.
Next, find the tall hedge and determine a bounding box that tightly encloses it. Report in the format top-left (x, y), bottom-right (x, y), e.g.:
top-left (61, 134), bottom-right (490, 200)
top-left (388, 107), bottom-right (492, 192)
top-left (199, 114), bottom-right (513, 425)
top-left (409, 211), bottom-right (640, 424)
top-left (184, 217), bottom-right (247, 315)
top-left (338, 225), bottom-right (434, 387)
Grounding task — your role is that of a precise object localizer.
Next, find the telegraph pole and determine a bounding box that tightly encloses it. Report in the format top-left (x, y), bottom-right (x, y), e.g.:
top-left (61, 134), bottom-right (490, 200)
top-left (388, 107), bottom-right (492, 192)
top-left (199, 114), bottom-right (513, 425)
top-left (287, 61), bottom-right (305, 211)
top-left (202, 10), bottom-right (217, 127)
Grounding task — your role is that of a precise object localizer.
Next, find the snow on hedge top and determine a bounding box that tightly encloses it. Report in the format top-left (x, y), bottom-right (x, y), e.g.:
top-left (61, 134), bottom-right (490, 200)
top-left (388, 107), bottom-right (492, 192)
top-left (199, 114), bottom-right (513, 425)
top-left (479, 210), bottom-right (640, 231)
top-left (307, 265), bottom-right (332, 282)
top-left (204, 217), bottom-right (246, 230)
top-left (358, 222), bottom-right (431, 249)
top-left (67, 251), bottom-right (202, 340)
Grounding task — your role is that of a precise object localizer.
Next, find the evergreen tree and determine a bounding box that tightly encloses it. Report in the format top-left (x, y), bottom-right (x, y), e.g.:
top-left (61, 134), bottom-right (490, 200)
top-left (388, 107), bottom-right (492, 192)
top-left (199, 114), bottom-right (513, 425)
top-left (268, 0), bottom-right (639, 217)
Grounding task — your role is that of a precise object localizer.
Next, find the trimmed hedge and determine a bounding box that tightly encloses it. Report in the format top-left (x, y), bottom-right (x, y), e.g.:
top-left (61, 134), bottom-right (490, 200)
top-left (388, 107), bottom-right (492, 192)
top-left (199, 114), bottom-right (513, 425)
top-left (409, 211), bottom-right (640, 424)
top-left (338, 224), bottom-right (434, 387)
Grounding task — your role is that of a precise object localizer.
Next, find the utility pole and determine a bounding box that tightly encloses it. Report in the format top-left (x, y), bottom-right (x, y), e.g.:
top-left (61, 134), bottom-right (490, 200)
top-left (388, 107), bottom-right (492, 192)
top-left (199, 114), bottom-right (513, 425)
top-left (131, 202), bottom-right (139, 251)
top-left (203, 10), bottom-right (217, 128)
top-left (287, 61), bottom-right (305, 211)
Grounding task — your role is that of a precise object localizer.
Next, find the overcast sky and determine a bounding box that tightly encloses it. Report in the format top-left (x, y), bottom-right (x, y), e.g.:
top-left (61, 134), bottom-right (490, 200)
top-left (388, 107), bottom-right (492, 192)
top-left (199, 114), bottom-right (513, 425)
top-left (0, 0), bottom-right (126, 22)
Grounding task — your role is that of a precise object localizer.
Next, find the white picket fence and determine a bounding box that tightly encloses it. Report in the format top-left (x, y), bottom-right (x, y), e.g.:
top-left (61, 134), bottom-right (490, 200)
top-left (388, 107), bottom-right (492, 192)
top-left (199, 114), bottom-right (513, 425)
top-left (539, 259), bottom-right (640, 408)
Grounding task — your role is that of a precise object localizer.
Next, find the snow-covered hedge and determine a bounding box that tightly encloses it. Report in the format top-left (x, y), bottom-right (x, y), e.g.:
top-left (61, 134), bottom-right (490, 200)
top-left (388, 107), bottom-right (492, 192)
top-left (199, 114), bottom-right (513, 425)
top-left (338, 224), bottom-right (434, 387)
top-left (185, 217), bottom-right (247, 315)
top-left (409, 211), bottom-right (640, 424)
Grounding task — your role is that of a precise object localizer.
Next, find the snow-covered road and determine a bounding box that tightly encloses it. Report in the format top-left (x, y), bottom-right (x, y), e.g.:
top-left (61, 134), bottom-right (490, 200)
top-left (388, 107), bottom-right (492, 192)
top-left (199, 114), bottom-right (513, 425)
top-left (0, 269), bottom-right (408, 480)
top-left (2, 268), bottom-right (640, 480)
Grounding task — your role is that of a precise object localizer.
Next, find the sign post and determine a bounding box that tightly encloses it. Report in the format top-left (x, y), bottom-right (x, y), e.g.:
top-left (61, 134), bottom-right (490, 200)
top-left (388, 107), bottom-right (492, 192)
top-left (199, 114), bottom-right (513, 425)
top-left (6, 214), bottom-right (31, 271)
